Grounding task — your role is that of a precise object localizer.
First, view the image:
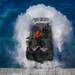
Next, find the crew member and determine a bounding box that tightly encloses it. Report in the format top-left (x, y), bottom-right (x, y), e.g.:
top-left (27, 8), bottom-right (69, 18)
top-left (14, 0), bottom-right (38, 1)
top-left (33, 30), bottom-right (41, 39)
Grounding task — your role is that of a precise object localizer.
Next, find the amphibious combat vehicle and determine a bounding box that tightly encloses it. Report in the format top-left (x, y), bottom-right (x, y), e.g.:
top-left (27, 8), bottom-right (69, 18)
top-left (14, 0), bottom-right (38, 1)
top-left (26, 18), bottom-right (54, 63)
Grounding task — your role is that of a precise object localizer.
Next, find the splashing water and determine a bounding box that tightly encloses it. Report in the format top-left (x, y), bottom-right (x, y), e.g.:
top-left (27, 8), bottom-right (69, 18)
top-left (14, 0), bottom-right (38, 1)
top-left (14, 4), bottom-right (72, 68)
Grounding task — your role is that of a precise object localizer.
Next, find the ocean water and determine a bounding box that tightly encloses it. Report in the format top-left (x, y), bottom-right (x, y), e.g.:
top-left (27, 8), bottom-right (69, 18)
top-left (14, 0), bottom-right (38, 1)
top-left (0, 0), bottom-right (75, 68)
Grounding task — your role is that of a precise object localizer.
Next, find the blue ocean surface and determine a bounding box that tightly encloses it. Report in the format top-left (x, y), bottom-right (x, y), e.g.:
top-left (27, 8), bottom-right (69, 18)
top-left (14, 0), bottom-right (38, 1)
top-left (0, 0), bottom-right (75, 68)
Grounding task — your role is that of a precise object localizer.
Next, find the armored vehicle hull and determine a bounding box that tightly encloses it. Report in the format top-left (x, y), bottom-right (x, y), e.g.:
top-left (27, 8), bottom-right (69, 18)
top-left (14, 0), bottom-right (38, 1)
top-left (26, 18), bottom-right (54, 63)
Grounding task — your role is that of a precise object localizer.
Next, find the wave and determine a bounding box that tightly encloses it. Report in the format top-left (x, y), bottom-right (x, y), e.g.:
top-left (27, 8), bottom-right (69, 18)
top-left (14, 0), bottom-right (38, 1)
top-left (14, 4), bottom-right (72, 68)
